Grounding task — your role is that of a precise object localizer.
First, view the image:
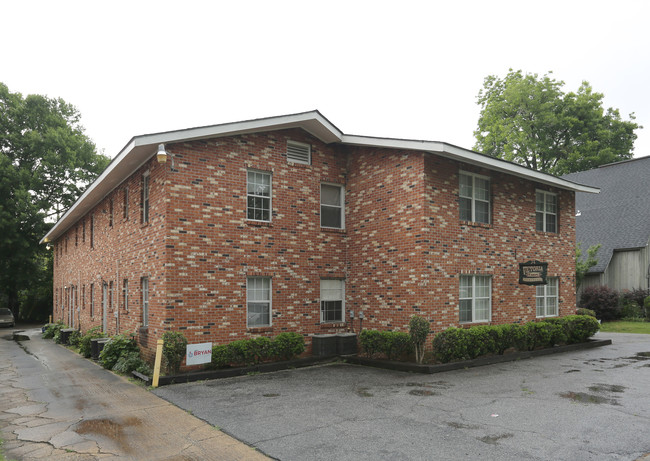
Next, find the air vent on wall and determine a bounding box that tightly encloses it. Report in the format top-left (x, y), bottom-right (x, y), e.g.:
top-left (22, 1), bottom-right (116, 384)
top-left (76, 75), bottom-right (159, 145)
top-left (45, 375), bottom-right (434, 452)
top-left (287, 141), bottom-right (311, 165)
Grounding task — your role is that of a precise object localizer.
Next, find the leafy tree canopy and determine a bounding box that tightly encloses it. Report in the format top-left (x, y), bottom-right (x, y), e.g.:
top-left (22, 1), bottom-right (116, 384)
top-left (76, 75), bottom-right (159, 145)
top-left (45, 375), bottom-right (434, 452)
top-left (474, 69), bottom-right (641, 175)
top-left (0, 82), bottom-right (110, 319)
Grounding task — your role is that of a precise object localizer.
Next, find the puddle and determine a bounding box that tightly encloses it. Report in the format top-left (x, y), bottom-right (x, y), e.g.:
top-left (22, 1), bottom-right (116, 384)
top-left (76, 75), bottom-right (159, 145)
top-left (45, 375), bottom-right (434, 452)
top-left (564, 369), bottom-right (581, 373)
top-left (75, 417), bottom-right (141, 453)
top-left (447, 421), bottom-right (480, 430)
top-left (356, 387), bottom-right (373, 397)
top-left (262, 393), bottom-right (280, 398)
top-left (559, 392), bottom-right (619, 405)
top-left (403, 381), bottom-right (451, 389)
top-left (588, 384), bottom-right (626, 394)
top-left (479, 433), bottom-right (513, 445)
top-left (408, 389), bottom-right (439, 396)
top-left (625, 352), bottom-right (650, 361)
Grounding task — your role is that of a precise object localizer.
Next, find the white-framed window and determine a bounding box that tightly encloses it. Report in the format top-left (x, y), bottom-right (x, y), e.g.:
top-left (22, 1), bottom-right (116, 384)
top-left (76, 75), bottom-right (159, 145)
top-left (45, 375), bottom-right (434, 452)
top-left (123, 187), bottom-right (129, 221)
top-left (141, 172), bottom-right (150, 224)
top-left (123, 279), bottom-right (128, 311)
top-left (287, 140), bottom-right (311, 165)
top-left (459, 275), bottom-right (491, 323)
top-left (536, 190), bottom-right (557, 233)
top-left (321, 183), bottom-right (344, 229)
top-left (536, 277), bottom-right (558, 317)
top-left (459, 171), bottom-right (490, 224)
top-left (247, 170), bottom-right (271, 222)
top-left (141, 277), bottom-right (149, 327)
top-left (320, 279), bottom-right (344, 323)
top-left (90, 283), bottom-right (94, 317)
top-left (247, 277), bottom-right (271, 327)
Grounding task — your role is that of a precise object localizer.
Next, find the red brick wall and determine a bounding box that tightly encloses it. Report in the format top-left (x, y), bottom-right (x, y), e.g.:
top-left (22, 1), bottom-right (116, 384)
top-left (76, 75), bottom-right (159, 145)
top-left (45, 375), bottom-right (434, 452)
top-left (52, 128), bottom-right (577, 360)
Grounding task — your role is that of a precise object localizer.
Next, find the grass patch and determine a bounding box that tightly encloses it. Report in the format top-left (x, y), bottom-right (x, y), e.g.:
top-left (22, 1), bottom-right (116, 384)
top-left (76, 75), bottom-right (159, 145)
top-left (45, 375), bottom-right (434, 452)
top-left (600, 321), bottom-right (650, 334)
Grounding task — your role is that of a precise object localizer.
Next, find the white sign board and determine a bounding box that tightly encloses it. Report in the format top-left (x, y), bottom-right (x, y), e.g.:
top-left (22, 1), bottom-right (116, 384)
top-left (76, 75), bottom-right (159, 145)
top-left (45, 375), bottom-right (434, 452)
top-left (186, 342), bottom-right (212, 366)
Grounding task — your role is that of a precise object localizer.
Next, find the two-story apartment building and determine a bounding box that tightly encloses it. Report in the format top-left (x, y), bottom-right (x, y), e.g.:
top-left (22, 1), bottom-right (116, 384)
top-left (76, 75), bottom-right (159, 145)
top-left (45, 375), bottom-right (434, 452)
top-left (41, 111), bottom-right (599, 358)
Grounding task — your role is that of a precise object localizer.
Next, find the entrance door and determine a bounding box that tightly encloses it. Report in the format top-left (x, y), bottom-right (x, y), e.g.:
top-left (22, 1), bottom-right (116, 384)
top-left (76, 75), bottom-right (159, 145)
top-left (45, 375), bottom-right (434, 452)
top-left (102, 283), bottom-right (108, 333)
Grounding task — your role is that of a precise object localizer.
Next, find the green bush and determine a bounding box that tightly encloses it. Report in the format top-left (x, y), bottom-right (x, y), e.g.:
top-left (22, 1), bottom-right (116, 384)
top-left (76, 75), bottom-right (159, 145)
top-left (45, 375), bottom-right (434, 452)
top-left (78, 326), bottom-right (105, 358)
top-left (273, 332), bottom-right (305, 360)
top-left (513, 321), bottom-right (565, 351)
top-left (579, 285), bottom-right (620, 320)
top-left (621, 299), bottom-right (645, 320)
top-left (359, 330), bottom-right (412, 360)
top-left (99, 334), bottom-right (139, 370)
top-left (112, 351), bottom-right (152, 375)
top-left (576, 308), bottom-right (597, 318)
top-left (559, 315), bottom-right (600, 344)
top-left (488, 324), bottom-right (516, 354)
top-left (68, 330), bottom-right (82, 347)
top-left (42, 321), bottom-right (65, 339)
top-left (211, 344), bottom-right (233, 368)
top-left (409, 315), bottom-right (430, 364)
top-left (162, 331), bottom-right (188, 374)
top-left (432, 327), bottom-right (471, 363)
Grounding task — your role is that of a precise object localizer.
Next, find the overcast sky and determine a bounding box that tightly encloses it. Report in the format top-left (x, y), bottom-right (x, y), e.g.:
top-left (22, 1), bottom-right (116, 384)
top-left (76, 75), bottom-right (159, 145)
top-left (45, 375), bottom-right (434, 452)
top-left (3, 0), bottom-right (649, 163)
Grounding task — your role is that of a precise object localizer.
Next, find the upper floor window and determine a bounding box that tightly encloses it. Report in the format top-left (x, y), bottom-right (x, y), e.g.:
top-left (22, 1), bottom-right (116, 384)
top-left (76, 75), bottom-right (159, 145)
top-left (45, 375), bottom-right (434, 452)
top-left (141, 277), bottom-right (149, 326)
top-left (90, 215), bottom-right (94, 248)
top-left (459, 275), bottom-right (491, 323)
top-left (141, 172), bottom-right (150, 224)
top-left (287, 140), bottom-right (311, 165)
top-left (459, 172), bottom-right (490, 224)
top-left (247, 170), bottom-right (271, 221)
top-left (247, 277), bottom-right (271, 327)
top-left (123, 279), bottom-right (129, 311)
top-left (536, 277), bottom-right (558, 317)
top-left (321, 184), bottom-right (344, 229)
top-left (536, 190), bottom-right (557, 232)
top-left (109, 198), bottom-right (114, 228)
top-left (123, 187), bottom-right (129, 221)
top-left (321, 279), bottom-right (344, 323)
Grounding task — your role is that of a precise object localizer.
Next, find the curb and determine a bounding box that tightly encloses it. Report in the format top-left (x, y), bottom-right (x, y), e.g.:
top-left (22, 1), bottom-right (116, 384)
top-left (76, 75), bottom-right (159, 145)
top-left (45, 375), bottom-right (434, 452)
top-left (134, 338), bottom-right (612, 386)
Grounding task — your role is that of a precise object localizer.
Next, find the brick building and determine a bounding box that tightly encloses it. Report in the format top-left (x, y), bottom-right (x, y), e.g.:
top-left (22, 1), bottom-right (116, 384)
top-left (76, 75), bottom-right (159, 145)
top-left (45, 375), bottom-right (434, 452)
top-left (42, 111), bottom-right (598, 358)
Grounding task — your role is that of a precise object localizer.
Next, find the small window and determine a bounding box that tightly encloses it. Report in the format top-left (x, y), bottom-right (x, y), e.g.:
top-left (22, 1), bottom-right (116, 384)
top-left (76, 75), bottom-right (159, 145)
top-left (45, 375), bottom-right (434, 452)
top-left (109, 198), bottom-right (114, 228)
top-left (247, 170), bottom-right (271, 221)
top-left (459, 172), bottom-right (490, 224)
top-left (109, 281), bottom-right (114, 310)
top-left (459, 275), bottom-right (491, 323)
top-left (142, 173), bottom-right (150, 224)
top-left (321, 184), bottom-right (344, 229)
top-left (124, 187), bottom-right (129, 221)
top-left (123, 279), bottom-right (129, 311)
top-left (141, 277), bottom-right (149, 326)
top-left (247, 277), bottom-right (271, 327)
top-left (536, 277), bottom-right (558, 317)
top-left (75, 227), bottom-right (78, 246)
top-left (82, 219), bottom-right (86, 243)
top-left (90, 283), bottom-right (94, 317)
top-left (90, 215), bottom-right (94, 248)
top-left (321, 279), bottom-right (344, 323)
top-left (536, 191), bottom-right (557, 233)
top-left (287, 140), bottom-right (311, 165)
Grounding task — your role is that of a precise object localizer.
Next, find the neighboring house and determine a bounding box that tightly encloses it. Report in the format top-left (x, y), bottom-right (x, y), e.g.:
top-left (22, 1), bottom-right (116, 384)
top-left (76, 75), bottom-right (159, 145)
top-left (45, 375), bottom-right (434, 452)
top-left (563, 156), bottom-right (650, 293)
top-left (42, 111), bottom-right (598, 360)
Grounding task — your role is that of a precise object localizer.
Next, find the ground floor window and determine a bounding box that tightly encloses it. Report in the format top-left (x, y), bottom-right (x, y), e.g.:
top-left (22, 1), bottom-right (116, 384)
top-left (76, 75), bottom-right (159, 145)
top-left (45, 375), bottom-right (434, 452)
top-left (141, 277), bottom-right (149, 326)
top-left (247, 277), bottom-right (271, 327)
top-left (320, 279), bottom-right (344, 322)
top-left (459, 275), bottom-right (491, 323)
top-left (536, 277), bottom-right (558, 317)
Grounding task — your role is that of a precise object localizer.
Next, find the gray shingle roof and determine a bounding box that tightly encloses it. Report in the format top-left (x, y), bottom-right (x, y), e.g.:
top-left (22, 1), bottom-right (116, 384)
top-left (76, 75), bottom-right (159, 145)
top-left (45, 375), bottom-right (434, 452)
top-left (562, 156), bottom-right (650, 273)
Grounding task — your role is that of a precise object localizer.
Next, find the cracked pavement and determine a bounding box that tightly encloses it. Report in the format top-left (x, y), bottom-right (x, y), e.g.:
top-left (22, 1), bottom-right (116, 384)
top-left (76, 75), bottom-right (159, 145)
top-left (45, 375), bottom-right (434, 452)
top-left (154, 332), bottom-right (650, 461)
top-left (0, 327), bottom-right (268, 460)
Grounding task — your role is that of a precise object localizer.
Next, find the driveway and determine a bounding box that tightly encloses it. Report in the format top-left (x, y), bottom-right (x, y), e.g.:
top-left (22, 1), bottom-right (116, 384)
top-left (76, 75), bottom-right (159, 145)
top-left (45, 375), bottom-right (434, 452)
top-left (154, 332), bottom-right (650, 461)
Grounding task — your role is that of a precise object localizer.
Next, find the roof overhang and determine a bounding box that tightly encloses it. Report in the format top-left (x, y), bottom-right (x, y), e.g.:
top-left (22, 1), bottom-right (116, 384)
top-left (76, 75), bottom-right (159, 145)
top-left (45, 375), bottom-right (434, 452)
top-left (41, 110), bottom-right (599, 244)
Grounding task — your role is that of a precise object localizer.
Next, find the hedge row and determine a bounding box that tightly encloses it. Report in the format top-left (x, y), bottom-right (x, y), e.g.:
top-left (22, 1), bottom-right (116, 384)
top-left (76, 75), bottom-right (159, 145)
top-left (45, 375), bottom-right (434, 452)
top-left (359, 329), bottom-right (412, 360)
top-left (432, 315), bottom-right (600, 363)
top-left (211, 332), bottom-right (305, 368)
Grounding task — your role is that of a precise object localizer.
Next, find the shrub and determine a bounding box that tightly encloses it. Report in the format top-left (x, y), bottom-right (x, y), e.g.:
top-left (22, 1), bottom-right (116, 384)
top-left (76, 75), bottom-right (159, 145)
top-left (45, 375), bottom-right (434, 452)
top-left (78, 326), bottom-right (105, 358)
top-left (112, 351), bottom-right (152, 375)
top-left (162, 331), bottom-right (188, 375)
top-left (621, 289), bottom-right (650, 311)
top-left (359, 330), bottom-right (412, 360)
top-left (43, 321), bottom-right (65, 339)
top-left (273, 332), bottom-right (305, 360)
top-left (513, 321), bottom-right (564, 351)
top-left (488, 324), bottom-right (516, 354)
top-left (576, 308), bottom-right (597, 318)
top-left (211, 344), bottom-right (233, 368)
top-left (99, 334), bottom-right (139, 370)
top-left (580, 286), bottom-right (620, 321)
top-left (560, 315), bottom-right (600, 344)
top-left (359, 330), bottom-right (384, 358)
top-left (621, 299), bottom-right (645, 320)
top-left (68, 330), bottom-right (82, 346)
top-left (409, 315), bottom-right (430, 364)
top-left (432, 327), bottom-right (471, 363)
top-left (248, 336), bottom-right (274, 364)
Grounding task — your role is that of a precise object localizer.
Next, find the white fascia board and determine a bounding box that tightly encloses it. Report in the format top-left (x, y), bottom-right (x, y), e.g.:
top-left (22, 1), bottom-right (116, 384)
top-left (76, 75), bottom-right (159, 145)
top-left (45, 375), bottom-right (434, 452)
top-left (341, 135), bottom-right (600, 194)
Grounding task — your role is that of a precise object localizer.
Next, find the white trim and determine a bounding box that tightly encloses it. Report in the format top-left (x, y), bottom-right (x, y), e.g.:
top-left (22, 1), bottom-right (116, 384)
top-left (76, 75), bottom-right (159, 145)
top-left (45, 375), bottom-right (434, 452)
top-left (246, 169), bottom-right (272, 222)
top-left (320, 182), bottom-right (345, 229)
top-left (320, 278), bottom-right (345, 323)
top-left (41, 110), bottom-right (599, 244)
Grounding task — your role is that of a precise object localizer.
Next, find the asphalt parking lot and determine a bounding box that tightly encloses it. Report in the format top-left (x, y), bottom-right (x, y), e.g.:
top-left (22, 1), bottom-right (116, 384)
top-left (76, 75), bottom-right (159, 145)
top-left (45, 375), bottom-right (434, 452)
top-left (154, 332), bottom-right (650, 461)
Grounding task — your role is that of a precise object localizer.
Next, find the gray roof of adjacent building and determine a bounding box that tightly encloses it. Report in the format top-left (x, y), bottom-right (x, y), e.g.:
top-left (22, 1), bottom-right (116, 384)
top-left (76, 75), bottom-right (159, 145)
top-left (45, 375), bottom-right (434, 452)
top-left (562, 155), bottom-right (650, 274)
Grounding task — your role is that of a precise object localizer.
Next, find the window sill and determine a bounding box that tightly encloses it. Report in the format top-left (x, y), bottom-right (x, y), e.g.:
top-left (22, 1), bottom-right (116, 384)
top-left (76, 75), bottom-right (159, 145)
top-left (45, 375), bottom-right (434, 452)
top-left (246, 220), bottom-right (272, 228)
top-left (319, 322), bottom-right (346, 329)
top-left (321, 227), bottom-right (346, 234)
top-left (287, 161), bottom-right (312, 168)
top-left (247, 326), bottom-right (273, 333)
top-left (459, 220), bottom-right (491, 229)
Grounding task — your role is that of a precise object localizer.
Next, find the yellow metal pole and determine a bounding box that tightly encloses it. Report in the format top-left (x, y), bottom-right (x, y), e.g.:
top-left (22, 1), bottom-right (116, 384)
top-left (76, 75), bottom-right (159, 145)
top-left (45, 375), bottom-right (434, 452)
top-left (49, 315), bottom-right (52, 324)
top-left (152, 339), bottom-right (164, 388)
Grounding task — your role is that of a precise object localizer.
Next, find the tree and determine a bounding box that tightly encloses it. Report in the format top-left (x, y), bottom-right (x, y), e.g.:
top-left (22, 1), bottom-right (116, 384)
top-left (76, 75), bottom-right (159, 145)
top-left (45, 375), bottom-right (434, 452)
top-left (0, 82), bottom-right (110, 320)
top-left (474, 69), bottom-right (640, 175)
top-left (575, 243), bottom-right (601, 288)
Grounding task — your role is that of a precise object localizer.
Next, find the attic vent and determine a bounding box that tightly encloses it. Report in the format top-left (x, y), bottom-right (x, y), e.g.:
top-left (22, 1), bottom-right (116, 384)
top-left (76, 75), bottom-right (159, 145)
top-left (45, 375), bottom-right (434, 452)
top-left (287, 141), bottom-right (311, 165)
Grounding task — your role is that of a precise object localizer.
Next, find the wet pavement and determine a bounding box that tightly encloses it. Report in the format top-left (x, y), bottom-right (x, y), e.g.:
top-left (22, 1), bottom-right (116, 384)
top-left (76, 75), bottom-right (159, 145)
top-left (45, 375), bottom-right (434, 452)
top-left (0, 326), bottom-right (268, 461)
top-left (154, 332), bottom-right (650, 461)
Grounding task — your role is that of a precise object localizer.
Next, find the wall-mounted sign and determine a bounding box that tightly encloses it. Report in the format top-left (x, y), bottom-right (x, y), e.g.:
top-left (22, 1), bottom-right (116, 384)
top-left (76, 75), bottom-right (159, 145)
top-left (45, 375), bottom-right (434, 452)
top-left (186, 342), bottom-right (213, 366)
top-left (519, 260), bottom-right (548, 285)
